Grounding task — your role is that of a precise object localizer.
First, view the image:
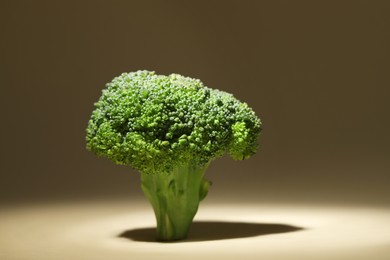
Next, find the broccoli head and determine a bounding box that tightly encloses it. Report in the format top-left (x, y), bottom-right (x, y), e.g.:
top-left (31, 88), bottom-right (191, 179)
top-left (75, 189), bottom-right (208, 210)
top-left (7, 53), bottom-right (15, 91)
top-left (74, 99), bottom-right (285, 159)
top-left (86, 70), bottom-right (261, 241)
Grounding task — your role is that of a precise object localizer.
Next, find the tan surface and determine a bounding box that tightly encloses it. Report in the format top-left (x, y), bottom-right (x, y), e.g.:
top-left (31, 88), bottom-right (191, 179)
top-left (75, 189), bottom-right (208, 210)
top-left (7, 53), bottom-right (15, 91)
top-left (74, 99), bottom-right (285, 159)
top-left (1, 199), bottom-right (389, 260)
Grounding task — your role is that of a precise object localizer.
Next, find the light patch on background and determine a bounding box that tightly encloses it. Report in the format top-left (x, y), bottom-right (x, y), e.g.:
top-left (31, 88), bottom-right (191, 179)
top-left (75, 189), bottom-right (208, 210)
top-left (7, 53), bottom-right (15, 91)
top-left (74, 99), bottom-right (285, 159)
top-left (1, 199), bottom-right (390, 260)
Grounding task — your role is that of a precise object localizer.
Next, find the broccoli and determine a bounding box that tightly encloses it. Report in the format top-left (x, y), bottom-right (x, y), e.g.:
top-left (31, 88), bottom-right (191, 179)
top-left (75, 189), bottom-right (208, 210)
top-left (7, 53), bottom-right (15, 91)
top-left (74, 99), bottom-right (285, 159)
top-left (86, 70), bottom-right (261, 241)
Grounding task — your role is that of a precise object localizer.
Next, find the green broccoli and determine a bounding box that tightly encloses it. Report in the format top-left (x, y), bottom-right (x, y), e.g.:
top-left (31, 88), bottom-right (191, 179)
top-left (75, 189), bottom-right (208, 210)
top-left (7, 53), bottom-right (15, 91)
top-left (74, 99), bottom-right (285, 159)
top-left (86, 70), bottom-right (261, 241)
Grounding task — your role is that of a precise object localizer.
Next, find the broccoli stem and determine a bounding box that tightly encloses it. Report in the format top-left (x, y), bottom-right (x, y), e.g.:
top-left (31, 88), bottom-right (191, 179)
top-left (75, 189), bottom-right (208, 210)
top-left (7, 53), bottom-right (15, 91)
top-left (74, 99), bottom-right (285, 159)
top-left (140, 163), bottom-right (210, 241)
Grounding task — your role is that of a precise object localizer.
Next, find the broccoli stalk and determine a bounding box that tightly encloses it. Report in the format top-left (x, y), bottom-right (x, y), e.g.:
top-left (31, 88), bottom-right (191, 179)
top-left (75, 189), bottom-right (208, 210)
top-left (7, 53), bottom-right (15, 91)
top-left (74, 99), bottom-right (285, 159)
top-left (86, 70), bottom-right (261, 241)
top-left (141, 163), bottom-right (210, 241)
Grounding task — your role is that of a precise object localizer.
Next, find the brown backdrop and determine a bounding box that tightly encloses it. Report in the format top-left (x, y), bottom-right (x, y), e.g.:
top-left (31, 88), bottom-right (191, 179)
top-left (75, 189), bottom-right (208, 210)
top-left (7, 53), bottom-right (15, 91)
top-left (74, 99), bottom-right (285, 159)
top-left (1, 0), bottom-right (389, 206)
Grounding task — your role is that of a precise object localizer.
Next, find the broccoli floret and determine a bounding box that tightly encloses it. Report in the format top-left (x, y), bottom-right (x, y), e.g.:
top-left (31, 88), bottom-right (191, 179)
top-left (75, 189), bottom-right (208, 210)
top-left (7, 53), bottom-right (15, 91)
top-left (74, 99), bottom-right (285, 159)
top-left (86, 70), bottom-right (261, 241)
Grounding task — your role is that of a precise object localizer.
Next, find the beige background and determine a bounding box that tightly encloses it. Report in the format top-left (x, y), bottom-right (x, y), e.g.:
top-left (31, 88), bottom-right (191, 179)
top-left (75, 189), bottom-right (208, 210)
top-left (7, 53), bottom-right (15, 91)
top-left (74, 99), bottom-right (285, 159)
top-left (1, 1), bottom-right (390, 259)
top-left (1, 0), bottom-right (389, 205)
